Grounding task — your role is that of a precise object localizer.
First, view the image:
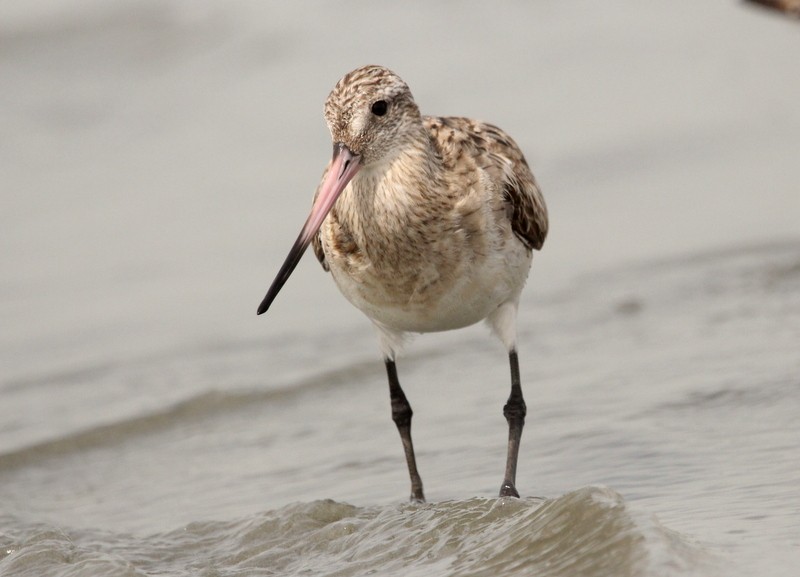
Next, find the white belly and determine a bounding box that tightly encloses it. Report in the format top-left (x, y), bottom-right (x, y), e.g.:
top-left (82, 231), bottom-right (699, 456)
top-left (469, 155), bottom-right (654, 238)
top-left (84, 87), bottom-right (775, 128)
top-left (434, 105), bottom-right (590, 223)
top-left (328, 239), bottom-right (532, 334)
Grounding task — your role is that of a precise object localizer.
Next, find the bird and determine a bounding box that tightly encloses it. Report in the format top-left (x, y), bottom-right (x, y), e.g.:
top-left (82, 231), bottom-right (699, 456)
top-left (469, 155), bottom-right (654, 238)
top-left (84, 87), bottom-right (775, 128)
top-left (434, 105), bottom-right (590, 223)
top-left (743, 0), bottom-right (800, 18)
top-left (257, 65), bottom-right (548, 502)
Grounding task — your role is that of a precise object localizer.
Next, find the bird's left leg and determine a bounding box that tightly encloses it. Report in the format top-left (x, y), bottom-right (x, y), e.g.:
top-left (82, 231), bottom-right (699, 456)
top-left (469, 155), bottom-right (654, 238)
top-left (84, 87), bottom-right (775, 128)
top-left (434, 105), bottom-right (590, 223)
top-left (487, 302), bottom-right (527, 497)
top-left (500, 349), bottom-right (526, 497)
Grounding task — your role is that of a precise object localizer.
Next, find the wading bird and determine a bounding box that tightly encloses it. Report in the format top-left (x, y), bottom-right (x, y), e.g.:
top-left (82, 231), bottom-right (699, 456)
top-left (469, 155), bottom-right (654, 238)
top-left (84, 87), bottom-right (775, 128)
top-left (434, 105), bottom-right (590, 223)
top-left (257, 65), bottom-right (548, 502)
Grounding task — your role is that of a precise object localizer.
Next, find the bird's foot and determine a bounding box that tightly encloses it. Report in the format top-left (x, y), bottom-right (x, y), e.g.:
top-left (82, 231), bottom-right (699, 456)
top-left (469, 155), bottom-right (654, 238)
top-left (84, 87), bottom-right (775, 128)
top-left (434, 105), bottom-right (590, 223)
top-left (499, 481), bottom-right (520, 498)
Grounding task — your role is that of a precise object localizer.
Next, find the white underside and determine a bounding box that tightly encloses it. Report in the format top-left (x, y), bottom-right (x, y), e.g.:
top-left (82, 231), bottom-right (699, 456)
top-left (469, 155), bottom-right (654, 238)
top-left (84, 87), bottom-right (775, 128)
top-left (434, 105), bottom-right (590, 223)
top-left (329, 239), bottom-right (532, 359)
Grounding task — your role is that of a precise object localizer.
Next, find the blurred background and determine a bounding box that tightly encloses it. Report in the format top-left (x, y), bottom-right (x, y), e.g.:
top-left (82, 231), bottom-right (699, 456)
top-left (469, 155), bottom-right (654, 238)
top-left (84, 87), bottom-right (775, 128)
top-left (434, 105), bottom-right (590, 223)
top-left (1, 1), bottom-right (798, 576)
top-left (3, 0), bottom-right (797, 380)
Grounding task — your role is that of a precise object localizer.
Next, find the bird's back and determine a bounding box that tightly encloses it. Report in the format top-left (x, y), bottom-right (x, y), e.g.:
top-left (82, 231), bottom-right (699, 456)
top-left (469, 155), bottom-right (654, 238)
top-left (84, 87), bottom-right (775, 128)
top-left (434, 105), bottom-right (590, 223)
top-left (423, 116), bottom-right (548, 252)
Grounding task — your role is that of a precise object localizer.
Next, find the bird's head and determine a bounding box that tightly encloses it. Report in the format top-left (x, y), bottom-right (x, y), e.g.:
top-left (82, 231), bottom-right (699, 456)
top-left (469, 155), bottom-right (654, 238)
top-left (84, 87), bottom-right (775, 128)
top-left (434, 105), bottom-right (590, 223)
top-left (257, 65), bottom-right (421, 315)
top-left (323, 65), bottom-right (422, 168)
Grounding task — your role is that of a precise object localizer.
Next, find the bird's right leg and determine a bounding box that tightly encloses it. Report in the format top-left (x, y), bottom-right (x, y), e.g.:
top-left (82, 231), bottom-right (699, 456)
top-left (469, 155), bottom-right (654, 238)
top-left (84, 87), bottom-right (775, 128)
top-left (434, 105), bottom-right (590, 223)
top-left (384, 358), bottom-right (425, 503)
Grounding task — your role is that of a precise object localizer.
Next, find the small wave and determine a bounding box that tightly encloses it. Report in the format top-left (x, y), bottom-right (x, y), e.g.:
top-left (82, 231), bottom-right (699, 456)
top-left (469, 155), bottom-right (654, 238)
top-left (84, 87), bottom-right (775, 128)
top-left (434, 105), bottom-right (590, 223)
top-left (0, 353), bottom-right (389, 472)
top-left (0, 390), bottom-right (248, 471)
top-left (1, 487), bottom-right (715, 576)
top-left (0, 387), bottom-right (299, 472)
top-left (156, 488), bottom-right (713, 576)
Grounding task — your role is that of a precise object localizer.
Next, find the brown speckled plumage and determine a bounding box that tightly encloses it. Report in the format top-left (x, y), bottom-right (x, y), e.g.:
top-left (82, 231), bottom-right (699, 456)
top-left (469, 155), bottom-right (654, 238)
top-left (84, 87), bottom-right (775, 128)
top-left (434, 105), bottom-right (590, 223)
top-left (424, 116), bottom-right (547, 251)
top-left (308, 66), bottom-right (548, 351)
top-left (313, 107), bottom-right (548, 267)
top-left (258, 65), bottom-right (548, 501)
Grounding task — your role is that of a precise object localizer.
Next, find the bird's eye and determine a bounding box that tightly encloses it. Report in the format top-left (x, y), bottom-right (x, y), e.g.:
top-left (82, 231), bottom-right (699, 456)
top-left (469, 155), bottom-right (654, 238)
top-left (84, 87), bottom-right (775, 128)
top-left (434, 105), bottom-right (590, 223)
top-left (371, 100), bottom-right (388, 116)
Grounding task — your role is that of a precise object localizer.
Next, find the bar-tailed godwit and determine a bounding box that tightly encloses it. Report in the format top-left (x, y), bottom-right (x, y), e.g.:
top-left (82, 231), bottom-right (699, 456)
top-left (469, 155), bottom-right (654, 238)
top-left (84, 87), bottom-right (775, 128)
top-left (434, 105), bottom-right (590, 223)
top-left (258, 65), bottom-right (548, 502)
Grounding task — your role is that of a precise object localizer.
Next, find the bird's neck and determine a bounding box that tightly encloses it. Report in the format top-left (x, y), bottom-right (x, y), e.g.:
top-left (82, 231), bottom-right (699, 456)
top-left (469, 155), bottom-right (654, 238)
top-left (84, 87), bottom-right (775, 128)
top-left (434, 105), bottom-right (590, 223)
top-left (338, 137), bottom-right (444, 242)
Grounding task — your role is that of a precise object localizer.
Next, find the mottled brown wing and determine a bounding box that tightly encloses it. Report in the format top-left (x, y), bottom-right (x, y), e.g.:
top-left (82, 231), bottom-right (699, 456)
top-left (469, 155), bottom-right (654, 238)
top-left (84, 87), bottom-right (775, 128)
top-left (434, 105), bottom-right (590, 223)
top-left (425, 116), bottom-right (548, 251)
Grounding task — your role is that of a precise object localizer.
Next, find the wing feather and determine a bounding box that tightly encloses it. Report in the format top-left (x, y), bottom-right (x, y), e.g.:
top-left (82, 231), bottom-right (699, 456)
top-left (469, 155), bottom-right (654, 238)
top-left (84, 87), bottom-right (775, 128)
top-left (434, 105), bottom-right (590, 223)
top-left (424, 116), bottom-right (548, 251)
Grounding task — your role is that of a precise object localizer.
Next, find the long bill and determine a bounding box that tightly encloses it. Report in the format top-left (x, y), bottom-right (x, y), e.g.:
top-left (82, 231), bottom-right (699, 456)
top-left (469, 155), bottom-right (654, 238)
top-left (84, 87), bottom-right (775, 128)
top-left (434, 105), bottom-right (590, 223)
top-left (257, 142), bottom-right (361, 315)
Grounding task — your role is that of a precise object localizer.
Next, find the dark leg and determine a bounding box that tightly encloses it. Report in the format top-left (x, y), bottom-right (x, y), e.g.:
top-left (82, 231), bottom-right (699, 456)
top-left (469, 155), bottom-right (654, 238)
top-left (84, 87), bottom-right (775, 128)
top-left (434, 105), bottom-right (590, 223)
top-left (500, 349), bottom-right (526, 497)
top-left (385, 358), bottom-right (425, 503)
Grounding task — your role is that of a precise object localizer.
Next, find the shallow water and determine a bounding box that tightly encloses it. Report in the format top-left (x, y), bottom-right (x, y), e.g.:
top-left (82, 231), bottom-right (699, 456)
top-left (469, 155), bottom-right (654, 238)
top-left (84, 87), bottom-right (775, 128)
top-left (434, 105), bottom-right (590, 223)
top-left (2, 1), bottom-right (799, 576)
top-left (2, 488), bottom-right (720, 577)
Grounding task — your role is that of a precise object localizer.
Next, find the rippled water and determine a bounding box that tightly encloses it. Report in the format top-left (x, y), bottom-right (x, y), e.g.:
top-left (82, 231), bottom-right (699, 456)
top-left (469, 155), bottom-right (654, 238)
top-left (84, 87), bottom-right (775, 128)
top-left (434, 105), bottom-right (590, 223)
top-left (2, 1), bottom-right (799, 576)
top-left (2, 242), bottom-right (798, 576)
top-left (1, 488), bottom-right (718, 577)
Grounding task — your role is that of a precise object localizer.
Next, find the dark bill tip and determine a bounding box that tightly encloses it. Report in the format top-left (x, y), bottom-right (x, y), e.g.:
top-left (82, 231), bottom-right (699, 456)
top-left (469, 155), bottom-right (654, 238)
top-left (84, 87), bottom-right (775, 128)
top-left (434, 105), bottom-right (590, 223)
top-left (256, 142), bottom-right (361, 317)
top-left (256, 232), bottom-right (311, 315)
